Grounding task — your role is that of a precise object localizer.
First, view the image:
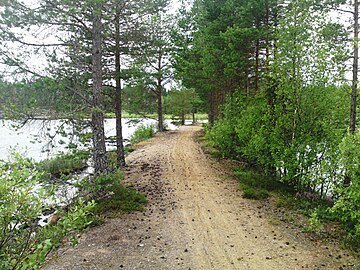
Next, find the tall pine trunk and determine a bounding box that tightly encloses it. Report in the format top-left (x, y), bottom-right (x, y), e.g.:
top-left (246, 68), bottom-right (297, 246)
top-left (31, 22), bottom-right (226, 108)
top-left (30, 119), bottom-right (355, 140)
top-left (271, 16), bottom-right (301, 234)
top-left (255, 39), bottom-right (260, 94)
top-left (157, 85), bottom-right (164, 132)
top-left (91, 4), bottom-right (108, 174)
top-left (114, 11), bottom-right (126, 167)
top-left (208, 91), bottom-right (215, 127)
top-left (350, 0), bottom-right (359, 135)
top-left (157, 52), bottom-right (164, 132)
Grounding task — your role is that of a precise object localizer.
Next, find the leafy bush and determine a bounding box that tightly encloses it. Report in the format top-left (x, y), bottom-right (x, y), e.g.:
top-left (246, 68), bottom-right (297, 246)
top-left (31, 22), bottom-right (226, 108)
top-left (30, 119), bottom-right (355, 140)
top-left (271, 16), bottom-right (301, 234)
top-left (129, 125), bottom-right (155, 144)
top-left (331, 133), bottom-right (360, 243)
top-left (304, 210), bottom-right (323, 233)
top-left (0, 154), bottom-right (98, 269)
top-left (205, 119), bottom-right (239, 158)
top-left (0, 154), bottom-right (47, 269)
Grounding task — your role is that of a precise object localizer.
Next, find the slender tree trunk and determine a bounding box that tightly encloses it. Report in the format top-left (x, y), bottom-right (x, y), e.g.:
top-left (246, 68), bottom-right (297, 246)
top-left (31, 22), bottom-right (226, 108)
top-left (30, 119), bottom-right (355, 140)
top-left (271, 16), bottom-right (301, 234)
top-left (91, 4), bottom-right (108, 174)
top-left (181, 112), bottom-right (185, 125)
top-left (208, 91), bottom-right (215, 127)
top-left (265, 0), bottom-right (270, 67)
top-left (157, 85), bottom-right (164, 132)
top-left (255, 39), bottom-right (260, 94)
top-left (244, 65), bottom-right (250, 96)
top-left (350, 0), bottom-right (359, 135)
top-left (114, 11), bottom-right (126, 167)
top-left (157, 51), bottom-right (164, 132)
top-left (345, 0), bottom-right (359, 186)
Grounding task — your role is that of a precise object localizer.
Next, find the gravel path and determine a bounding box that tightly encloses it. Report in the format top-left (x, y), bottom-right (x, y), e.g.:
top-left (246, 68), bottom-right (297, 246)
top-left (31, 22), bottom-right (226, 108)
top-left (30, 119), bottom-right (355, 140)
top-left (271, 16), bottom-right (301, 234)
top-left (44, 125), bottom-right (359, 270)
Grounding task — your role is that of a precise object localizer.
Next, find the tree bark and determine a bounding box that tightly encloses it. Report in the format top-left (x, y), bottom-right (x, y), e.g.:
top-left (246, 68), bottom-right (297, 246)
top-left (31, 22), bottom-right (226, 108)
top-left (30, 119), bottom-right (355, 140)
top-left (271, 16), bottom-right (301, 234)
top-left (157, 86), bottom-right (164, 132)
top-left (208, 91), bottom-right (215, 127)
top-left (350, 0), bottom-right (359, 135)
top-left (157, 52), bottom-right (164, 132)
top-left (91, 4), bottom-right (108, 174)
top-left (181, 112), bottom-right (185, 125)
top-left (255, 39), bottom-right (260, 95)
top-left (114, 11), bottom-right (126, 167)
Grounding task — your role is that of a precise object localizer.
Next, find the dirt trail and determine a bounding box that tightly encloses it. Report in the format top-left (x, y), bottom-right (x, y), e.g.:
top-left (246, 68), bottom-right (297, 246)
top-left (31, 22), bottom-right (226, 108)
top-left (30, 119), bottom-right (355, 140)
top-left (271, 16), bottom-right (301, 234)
top-left (45, 126), bottom-right (359, 270)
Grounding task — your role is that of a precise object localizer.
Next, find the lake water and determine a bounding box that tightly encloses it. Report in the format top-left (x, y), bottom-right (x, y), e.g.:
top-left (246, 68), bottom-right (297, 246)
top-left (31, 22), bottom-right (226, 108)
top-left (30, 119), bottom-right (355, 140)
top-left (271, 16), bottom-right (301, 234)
top-left (0, 118), bottom-right (179, 161)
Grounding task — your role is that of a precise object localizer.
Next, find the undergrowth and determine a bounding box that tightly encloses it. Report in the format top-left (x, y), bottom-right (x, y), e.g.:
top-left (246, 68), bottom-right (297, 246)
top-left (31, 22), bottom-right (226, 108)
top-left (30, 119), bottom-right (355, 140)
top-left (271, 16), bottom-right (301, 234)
top-left (129, 125), bottom-right (155, 144)
top-left (234, 167), bottom-right (292, 200)
top-left (78, 170), bottom-right (147, 218)
top-left (1, 154), bottom-right (147, 269)
top-left (233, 164), bottom-right (360, 252)
top-left (37, 150), bottom-right (89, 177)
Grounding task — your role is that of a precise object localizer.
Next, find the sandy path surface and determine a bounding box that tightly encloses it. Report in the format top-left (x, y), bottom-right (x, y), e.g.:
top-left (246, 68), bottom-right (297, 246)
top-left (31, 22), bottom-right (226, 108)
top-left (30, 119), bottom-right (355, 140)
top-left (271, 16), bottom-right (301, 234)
top-left (45, 125), bottom-right (359, 270)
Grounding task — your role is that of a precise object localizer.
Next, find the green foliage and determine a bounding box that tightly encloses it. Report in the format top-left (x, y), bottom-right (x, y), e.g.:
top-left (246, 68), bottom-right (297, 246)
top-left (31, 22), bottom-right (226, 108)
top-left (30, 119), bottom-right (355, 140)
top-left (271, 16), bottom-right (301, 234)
top-left (21, 239), bottom-right (53, 270)
top-left (0, 155), bottom-right (46, 269)
top-left (56, 200), bottom-right (97, 245)
top-left (0, 153), bottom-right (147, 269)
top-left (129, 125), bottom-right (155, 144)
top-left (37, 150), bottom-right (89, 177)
top-left (94, 185), bottom-right (147, 217)
top-left (331, 133), bottom-right (360, 240)
top-left (234, 167), bottom-right (291, 200)
top-left (77, 170), bottom-right (123, 196)
top-left (165, 88), bottom-right (203, 123)
top-left (205, 117), bottom-right (239, 159)
top-left (304, 211), bottom-right (324, 233)
top-left (242, 186), bottom-right (269, 200)
top-left (78, 170), bottom-right (146, 217)
top-left (122, 83), bottom-right (157, 115)
top-left (0, 155), bottom-right (97, 269)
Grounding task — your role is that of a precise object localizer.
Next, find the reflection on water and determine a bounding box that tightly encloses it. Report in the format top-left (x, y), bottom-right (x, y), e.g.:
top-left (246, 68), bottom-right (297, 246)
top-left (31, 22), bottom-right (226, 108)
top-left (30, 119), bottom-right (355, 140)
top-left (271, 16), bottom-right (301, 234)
top-left (0, 118), bottom-right (178, 161)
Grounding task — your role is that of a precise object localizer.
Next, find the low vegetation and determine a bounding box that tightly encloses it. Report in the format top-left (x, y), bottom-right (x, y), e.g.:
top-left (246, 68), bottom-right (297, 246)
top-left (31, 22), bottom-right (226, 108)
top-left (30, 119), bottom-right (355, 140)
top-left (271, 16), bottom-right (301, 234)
top-left (129, 125), bottom-right (155, 144)
top-left (234, 167), bottom-right (291, 200)
top-left (230, 160), bottom-right (360, 252)
top-left (36, 150), bottom-right (90, 177)
top-left (85, 171), bottom-right (146, 217)
top-left (0, 153), bottom-right (146, 269)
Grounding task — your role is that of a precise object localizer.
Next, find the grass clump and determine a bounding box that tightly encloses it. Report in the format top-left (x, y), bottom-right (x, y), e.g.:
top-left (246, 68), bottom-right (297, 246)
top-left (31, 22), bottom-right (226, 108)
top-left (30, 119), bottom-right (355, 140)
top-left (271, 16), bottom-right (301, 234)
top-left (37, 150), bottom-right (89, 177)
top-left (78, 170), bottom-right (147, 218)
top-left (94, 185), bottom-right (147, 217)
top-left (234, 167), bottom-right (291, 200)
top-left (130, 125), bottom-right (154, 144)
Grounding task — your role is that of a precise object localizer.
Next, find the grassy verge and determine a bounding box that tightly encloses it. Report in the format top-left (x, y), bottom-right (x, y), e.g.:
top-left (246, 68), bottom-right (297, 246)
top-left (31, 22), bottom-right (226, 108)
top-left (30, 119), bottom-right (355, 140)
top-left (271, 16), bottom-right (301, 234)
top-left (233, 165), bottom-right (360, 252)
top-left (77, 170), bottom-right (147, 218)
top-left (234, 167), bottom-right (293, 200)
top-left (201, 128), bottom-right (360, 254)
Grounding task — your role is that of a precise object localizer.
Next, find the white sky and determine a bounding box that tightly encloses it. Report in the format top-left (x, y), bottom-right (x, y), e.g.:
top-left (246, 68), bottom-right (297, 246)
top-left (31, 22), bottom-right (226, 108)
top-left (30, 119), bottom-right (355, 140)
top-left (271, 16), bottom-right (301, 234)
top-left (0, 0), bottom-right (356, 82)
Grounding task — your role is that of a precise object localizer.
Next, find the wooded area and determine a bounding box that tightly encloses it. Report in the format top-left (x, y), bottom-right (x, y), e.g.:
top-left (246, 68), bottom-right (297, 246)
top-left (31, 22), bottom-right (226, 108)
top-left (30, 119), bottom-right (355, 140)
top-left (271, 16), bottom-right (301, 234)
top-left (174, 0), bottom-right (360, 251)
top-left (1, 0), bottom-right (360, 268)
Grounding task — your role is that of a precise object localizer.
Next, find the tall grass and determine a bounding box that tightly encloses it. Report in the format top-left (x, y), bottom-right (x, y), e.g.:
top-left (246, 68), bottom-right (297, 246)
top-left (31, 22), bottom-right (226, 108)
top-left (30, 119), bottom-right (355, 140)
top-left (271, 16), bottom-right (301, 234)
top-left (37, 150), bottom-right (89, 177)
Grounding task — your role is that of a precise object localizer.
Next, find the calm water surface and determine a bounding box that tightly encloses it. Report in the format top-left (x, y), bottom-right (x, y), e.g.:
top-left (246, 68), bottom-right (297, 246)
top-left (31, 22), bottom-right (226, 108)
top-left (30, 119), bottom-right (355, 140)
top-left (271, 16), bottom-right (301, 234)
top-left (0, 118), bottom-right (177, 161)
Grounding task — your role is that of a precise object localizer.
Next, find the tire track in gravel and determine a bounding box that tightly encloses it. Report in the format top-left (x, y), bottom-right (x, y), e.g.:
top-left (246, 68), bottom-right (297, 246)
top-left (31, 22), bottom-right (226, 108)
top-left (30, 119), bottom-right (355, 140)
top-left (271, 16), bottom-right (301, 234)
top-left (166, 125), bottom-right (358, 270)
top-left (44, 125), bottom-right (359, 270)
